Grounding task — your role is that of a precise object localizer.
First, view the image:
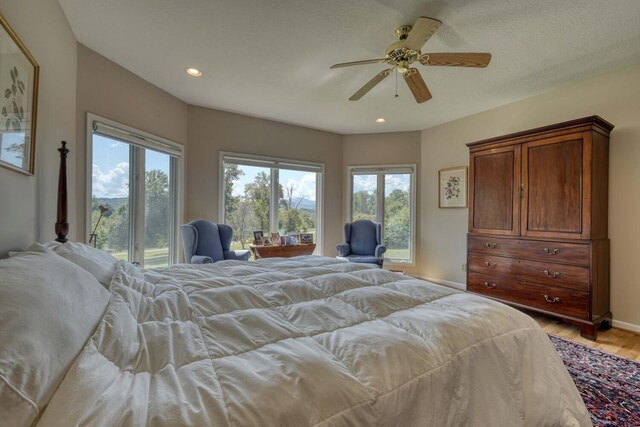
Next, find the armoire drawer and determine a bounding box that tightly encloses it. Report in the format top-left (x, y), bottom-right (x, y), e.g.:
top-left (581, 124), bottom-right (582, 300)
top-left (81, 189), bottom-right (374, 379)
top-left (467, 253), bottom-right (589, 291)
top-left (467, 272), bottom-right (589, 319)
top-left (468, 236), bottom-right (590, 266)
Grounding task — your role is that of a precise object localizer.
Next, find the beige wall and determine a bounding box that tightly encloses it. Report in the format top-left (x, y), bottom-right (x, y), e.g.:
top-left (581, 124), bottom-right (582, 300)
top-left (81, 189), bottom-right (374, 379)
top-left (420, 63), bottom-right (640, 329)
top-left (187, 106), bottom-right (343, 255)
top-left (0, 0), bottom-right (76, 255)
top-left (342, 132), bottom-right (421, 274)
top-left (75, 44), bottom-right (189, 238)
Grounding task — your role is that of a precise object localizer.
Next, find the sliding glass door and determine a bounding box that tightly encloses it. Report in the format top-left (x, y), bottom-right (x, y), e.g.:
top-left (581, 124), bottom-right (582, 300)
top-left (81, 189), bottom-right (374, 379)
top-left (89, 116), bottom-right (181, 267)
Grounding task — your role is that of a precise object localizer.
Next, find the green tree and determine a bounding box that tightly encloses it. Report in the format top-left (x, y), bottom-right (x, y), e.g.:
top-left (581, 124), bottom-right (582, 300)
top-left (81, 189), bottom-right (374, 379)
top-left (384, 189), bottom-right (410, 249)
top-left (145, 169), bottom-right (169, 249)
top-left (224, 163), bottom-right (244, 220)
top-left (245, 171), bottom-right (271, 231)
top-left (227, 197), bottom-right (254, 248)
top-left (352, 190), bottom-right (376, 221)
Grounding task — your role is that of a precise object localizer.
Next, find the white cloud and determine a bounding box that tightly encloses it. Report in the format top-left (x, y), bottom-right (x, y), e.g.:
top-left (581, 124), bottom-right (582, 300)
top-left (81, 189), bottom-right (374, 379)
top-left (384, 174), bottom-right (410, 193)
top-left (283, 173), bottom-right (317, 201)
top-left (353, 175), bottom-right (377, 193)
top-left (92, 162), bottom-right (129, 198)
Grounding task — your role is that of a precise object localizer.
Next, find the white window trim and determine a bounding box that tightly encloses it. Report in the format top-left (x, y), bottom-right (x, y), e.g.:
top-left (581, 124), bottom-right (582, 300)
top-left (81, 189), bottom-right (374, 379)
top-left (346, 164), bottom-right (417, 267)
top-left (85, 112), bottom-right (184, 265)
top-left (219, 151), bottom-right (324, 255)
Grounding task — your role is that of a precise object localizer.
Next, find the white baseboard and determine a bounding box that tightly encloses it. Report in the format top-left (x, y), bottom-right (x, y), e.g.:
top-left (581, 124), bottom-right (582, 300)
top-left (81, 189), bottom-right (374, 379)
top-left (412, 275), bottom-right (640, 333)
top-left (413, 275), bottom-right (466, 291)
top-left (612, 319), bottom-right (640, 334)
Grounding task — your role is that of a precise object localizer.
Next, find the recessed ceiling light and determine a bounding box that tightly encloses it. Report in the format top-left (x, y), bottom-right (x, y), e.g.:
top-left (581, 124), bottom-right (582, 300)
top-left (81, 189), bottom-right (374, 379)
top-left (185, 67), bottom-right (202, 77)
top-left (375, 118), bottom-right (386, 123)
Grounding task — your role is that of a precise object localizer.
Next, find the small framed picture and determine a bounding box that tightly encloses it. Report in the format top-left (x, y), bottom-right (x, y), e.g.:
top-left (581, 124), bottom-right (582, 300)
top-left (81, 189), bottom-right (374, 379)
top-left (287, 234), bottom-right (299, 245)
top-left (278, 236), bottom-right (286, 246)
top-left (439, 166), bottom-right (468, 208)
top-left (299, 233), bottom-right (313, 244)
top-left (253, 230), bottom-right (263, 245)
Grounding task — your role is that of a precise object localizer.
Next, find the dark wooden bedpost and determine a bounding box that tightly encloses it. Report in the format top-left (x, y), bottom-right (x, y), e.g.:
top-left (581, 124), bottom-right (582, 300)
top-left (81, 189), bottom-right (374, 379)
top-left (55, 141), bottom-right (69, 243)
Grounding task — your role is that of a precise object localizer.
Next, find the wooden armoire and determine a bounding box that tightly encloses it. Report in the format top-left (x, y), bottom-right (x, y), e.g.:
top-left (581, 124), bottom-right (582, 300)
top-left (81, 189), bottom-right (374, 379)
top-left (466, 116), bottom-right (614, 340)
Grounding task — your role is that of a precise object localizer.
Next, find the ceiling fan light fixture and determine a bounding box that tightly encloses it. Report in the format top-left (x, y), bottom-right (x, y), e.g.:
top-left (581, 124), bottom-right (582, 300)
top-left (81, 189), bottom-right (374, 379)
top-left (185, 67), bottom-right (203, 77)
top-left (375, 118), bottom-right (386, 123)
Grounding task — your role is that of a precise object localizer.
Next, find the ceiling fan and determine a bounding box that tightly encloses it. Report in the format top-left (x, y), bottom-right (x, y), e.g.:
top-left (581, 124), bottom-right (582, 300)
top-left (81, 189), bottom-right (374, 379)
top-left (330, 16), bottom-right (491, 103)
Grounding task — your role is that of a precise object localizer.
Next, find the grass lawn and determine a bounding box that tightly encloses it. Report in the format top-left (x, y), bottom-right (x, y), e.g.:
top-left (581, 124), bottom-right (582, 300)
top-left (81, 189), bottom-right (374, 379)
top-left (110, 247), bottom-right (169, 269)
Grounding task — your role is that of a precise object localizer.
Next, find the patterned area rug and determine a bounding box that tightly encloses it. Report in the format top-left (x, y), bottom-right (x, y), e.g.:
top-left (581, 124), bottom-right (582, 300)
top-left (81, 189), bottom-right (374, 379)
top-left (549, 334), bottom-right (640, 426)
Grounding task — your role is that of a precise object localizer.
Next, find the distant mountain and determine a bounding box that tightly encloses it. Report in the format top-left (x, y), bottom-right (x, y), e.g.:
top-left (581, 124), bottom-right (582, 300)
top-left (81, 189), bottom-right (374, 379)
top-left (290, 197), bottom-right (316, 211)
top-left (93, 197), bottom-right (127, 211)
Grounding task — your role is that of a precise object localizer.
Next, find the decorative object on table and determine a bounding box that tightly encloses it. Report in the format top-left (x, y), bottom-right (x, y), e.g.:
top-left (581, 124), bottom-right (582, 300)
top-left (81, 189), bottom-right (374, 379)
top-left (278, 236), bottom-right (286, 246)
top-left (336, 219), bottom-right (386, 267)
top-left (548, 334), bottom-right (640, 426)
top-left (262, 237), bottom-right (272, 246)
top-left (0, 12), bottom-right (39, 175)
top-left (300, 233), bottom-right (313, 244)
top-left (88, 205), bottom-right (112, 247)
top-left (253, 230), bottom-right (263, 245)
top-left (250, 243), bottom-right (316, 259)
top-left (181, 220), bottom-right (250, 264)
top-left (55, 141), bottom-right (69, 243)
top-left (438, 166), bottom-right (467, 208)
top-left (271, 232), bottom-right (280, 240)
top-left (287, 234), bottom-right (299, 245)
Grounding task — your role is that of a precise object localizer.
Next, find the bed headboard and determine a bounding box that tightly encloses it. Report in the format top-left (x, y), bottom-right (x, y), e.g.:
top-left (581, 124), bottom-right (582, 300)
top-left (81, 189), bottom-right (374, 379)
top-left (55, 141), bottom-right (69, 243)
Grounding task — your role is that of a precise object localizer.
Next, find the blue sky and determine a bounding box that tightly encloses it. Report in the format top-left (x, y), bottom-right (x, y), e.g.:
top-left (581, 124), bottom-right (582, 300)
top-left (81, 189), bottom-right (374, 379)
top-left (92, 135), bottom-right (170, 198)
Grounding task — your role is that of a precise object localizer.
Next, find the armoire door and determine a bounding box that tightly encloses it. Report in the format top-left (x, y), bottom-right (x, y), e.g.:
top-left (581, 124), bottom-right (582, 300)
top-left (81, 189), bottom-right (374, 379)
top-left (521, 133), bottom-right (591, 239)
top-left (468, 145), bottom-right (520, 235)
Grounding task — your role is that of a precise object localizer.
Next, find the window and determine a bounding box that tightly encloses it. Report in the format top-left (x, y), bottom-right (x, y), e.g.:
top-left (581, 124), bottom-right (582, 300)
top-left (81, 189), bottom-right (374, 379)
top-left (348, 165), bottom-right (416, 265)
top-left (87, 114), bottom-right (182, 267)
top-left (220, 153), bottom-right (323, 254)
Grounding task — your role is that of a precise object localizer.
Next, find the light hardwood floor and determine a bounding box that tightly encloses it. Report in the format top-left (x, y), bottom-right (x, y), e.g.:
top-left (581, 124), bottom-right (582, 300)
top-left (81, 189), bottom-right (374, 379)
top-left (525, 310), bottom-right (640, 362)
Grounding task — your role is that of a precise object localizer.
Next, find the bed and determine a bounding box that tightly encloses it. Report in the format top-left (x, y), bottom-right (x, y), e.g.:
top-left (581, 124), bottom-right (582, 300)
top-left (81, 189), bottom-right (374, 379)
top-left (0, 143), bottom-right (592, 426)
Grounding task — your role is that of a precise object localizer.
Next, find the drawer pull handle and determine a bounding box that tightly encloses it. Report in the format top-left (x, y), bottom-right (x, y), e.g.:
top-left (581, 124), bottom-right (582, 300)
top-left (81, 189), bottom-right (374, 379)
top-left (544, 248), bottom-right (560, 255)
top-left (485, 262), bottom-right (497, 268)
top-left (483, 281), bottom-right (497, 289)
top-left (543, 270), bottom-right (560, 278)
top-left (544, 294), bottom-right (561, 303)
top-left (485, 243), bottom-right (497, 249)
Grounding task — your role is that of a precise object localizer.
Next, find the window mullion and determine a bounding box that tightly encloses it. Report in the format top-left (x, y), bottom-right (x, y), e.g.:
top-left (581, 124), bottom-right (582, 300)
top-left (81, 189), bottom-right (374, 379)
top-left (377, 174), bottom-right (385, 244)
top-left (132, 146), bottom-right (146, 265)
top-left (270, 168), bottom-right (279, 233)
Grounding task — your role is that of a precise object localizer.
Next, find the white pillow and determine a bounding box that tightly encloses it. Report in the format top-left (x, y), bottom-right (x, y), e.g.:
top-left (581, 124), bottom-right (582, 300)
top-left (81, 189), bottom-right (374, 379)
top-left (52, 242), bottom-right (118, 287)
top-left (0, 243), bottom-right (110, 426)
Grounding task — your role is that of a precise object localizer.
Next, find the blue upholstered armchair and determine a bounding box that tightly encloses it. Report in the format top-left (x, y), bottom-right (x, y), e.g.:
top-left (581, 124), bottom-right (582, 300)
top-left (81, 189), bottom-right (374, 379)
top-left (336, 219), bottom-right (386, 267)
top-left (180, 220), bottom-right (251, 264)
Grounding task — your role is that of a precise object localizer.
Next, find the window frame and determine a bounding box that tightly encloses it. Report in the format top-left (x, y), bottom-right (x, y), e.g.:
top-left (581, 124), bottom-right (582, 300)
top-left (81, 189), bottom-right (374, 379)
top-left (219, 151), bottom-right (324, 254)
top-left (85, 113), bottom-right (184, 266)
top-left (347, 164), bottom-right (417, 266)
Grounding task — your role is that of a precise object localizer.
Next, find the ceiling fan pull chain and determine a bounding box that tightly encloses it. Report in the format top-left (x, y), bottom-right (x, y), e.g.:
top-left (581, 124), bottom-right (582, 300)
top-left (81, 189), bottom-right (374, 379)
top-left (395, 69), bottom-right (399, 98)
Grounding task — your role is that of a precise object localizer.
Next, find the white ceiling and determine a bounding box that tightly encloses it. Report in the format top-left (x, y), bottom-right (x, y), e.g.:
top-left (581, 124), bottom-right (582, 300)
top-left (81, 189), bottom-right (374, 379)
top-left (59, 0), bottom-right (640, 134)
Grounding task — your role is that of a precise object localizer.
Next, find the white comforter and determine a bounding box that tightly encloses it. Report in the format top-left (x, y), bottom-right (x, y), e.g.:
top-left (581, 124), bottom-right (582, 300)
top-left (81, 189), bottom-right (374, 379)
top-left (39, 256), bottom-right (591, 426)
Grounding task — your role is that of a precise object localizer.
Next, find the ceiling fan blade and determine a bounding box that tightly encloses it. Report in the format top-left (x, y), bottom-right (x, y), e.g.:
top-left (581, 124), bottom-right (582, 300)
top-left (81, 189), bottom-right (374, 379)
top-left (404, 17), bottom-right (442, 51)
top-left (403, 68), bottom-right (432, 103)
top-left (330, 59), bottom-right (386, 69)
top-left (419, 53), bottom-right (492, 68)
top-left (349, 68), bottom-right (393, 101)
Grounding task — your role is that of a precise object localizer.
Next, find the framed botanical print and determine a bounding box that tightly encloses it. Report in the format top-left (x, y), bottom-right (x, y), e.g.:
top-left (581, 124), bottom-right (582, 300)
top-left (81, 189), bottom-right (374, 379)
top-left (0, 13), bottom-right (39, 175)
top-left (438, 166), bottom-right (468, 208)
